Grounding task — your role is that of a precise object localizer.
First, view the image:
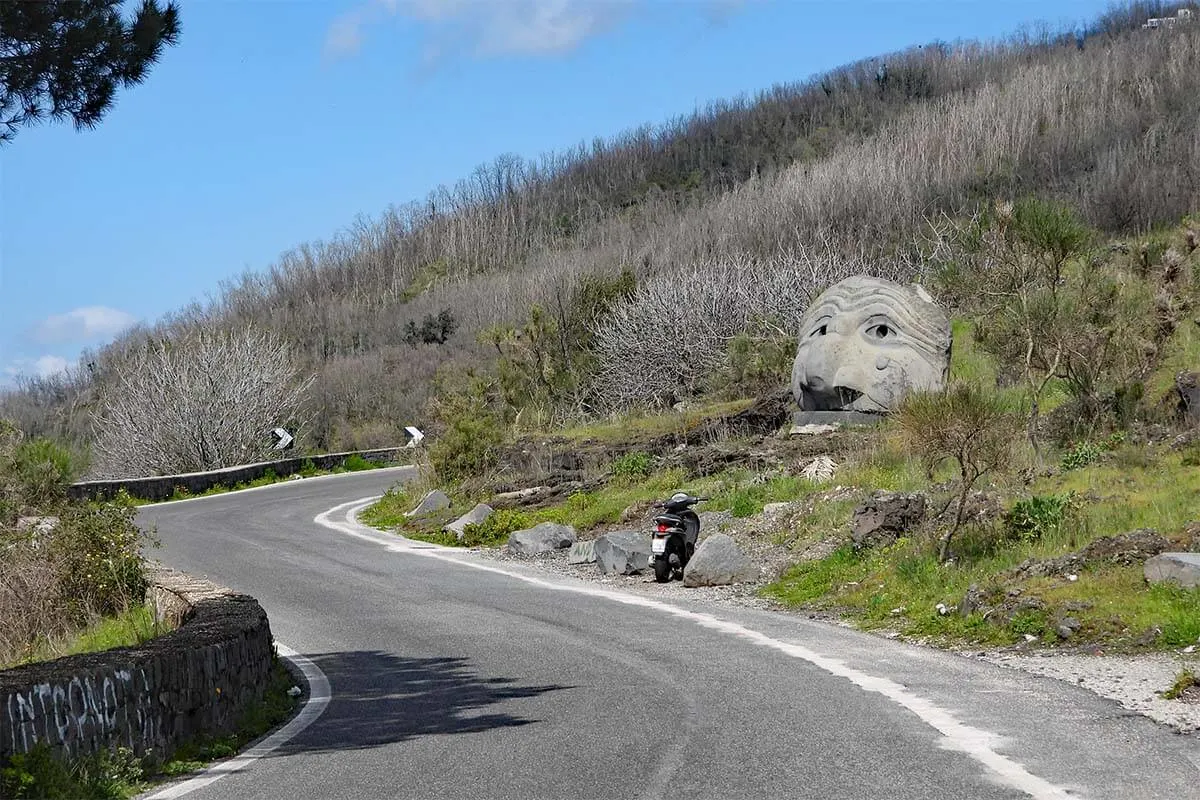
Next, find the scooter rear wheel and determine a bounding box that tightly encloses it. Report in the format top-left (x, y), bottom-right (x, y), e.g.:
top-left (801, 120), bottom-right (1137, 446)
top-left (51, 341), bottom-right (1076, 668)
top-left (653, 558), bottom-right (672, 583)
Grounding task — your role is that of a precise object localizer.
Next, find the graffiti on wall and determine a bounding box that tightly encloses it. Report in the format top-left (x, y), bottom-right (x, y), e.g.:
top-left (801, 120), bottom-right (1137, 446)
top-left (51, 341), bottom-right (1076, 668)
top-left (3, 667), bottom-right (157, 757)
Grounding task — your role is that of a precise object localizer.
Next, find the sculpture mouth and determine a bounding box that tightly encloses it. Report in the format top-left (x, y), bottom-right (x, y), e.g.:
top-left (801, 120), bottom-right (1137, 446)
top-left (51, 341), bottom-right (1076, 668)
top-left (836, 387), bottom-right (863, 406)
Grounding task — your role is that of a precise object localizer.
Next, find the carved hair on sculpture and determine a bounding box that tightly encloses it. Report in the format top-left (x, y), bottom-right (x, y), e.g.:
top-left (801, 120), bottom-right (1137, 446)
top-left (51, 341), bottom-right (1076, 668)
top-left (791, 276), bottom-right (952, 413)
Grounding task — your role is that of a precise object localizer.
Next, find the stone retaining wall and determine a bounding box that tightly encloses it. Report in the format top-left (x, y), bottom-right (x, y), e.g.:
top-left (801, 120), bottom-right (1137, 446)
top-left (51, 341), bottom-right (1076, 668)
top-left (68, 447), bottom-right (406, 502)
top-left (0, 566), bottom-right (274, 764)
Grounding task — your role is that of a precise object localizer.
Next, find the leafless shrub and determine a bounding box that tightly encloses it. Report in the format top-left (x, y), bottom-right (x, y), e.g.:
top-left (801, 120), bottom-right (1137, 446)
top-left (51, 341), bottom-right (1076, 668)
top-left (92, 325), bottom-right (313, 477)
top-left (0, 539), bottom-right (64, 665)
top-left (589, 248), bottom-right (910, 410)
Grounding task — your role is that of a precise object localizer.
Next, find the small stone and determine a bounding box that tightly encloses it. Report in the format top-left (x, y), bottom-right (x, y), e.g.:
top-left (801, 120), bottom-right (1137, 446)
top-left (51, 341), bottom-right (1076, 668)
top-left (406, 490), bottom-right (451, 518)
top-left (1024, 634), bottom-right (1038, 643)
top-left (567, 540), bottom-right (597, 565)
top-left (936, 603), bottom-right (949, 616)
top-left (287, 686), bottom-right (302, 697)
top-left (443, 503), bottom-right (494, 540)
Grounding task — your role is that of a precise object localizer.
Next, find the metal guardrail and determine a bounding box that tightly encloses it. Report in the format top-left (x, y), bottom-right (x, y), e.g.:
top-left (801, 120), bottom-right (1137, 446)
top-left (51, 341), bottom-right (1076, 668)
top-left (67, 447), bottom-right (408, 502)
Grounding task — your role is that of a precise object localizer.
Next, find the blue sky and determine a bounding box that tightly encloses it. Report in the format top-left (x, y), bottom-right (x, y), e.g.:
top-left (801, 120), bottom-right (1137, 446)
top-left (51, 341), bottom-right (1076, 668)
top-left (0, 0), bottom-right (1118, 383)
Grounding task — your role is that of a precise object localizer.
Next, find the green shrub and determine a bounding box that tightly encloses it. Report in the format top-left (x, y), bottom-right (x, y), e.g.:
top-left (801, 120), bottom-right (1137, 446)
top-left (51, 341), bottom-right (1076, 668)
top-left (460, 509), bottom-right (531, 547)
top-left (298, 459), bottom-right (319, 477)
top-left (49, 502), bottom-right (149, 619)
top-left (11, 438), bottom-right (75, 502)
top-left (1008, 609), bottom-right (1050, 638)
top-left (1181, 443), bottom-right (1200, 468)
top-left (341, 454), bottom-right (373, 472)
top-left (427, 373), bottom-right (505, 484)
top-left (1061, 441), bottom-right (1102, 471)
top-left (609, 452), bottom-right (654, 480)
top-left (1005, 494), bottom-right (1072, 543)
top-left (714, 318), bottom-right (795, 397)
top-left (0, 743), bottom-right (144, 799)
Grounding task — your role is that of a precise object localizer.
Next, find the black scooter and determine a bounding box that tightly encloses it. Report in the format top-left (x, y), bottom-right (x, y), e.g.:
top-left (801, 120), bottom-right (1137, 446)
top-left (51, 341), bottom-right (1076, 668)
top-left (650, 492), bottom-right (708, 583)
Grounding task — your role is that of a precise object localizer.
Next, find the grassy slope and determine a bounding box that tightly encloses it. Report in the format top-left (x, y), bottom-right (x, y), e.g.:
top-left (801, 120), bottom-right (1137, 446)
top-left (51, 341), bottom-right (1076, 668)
top-left (362, 238), bottom-right (1200, 652)
top-left (1, 605), bottom-right (173, 670)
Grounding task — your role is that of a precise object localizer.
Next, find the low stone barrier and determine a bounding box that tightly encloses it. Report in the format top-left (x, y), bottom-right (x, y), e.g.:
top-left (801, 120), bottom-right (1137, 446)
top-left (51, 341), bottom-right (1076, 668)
top-left (68, 447), bottom-right (406, 503)
top-left (0, 566), bottom-right (275, 764)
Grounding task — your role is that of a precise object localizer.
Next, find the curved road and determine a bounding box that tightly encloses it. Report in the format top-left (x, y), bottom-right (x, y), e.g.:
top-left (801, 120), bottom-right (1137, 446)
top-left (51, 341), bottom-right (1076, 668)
top-left (138, 469), bottom-right (1200, 800)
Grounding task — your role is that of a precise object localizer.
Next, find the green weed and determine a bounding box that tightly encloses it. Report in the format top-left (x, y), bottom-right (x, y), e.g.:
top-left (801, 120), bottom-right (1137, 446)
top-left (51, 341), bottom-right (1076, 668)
top-left (1004, 494), bottom-right (1072, 543)
top-left (1161, 670), bottom-right (1198, 700)
top-left (609, 452), bottom-right (654, 480)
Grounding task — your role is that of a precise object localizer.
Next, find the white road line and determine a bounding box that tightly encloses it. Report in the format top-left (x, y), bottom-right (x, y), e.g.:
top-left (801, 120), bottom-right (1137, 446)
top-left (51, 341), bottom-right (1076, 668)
top-left (143, 644), bottom-right (331, 799)
top-left (318, 496), bottom-right (1083, 800)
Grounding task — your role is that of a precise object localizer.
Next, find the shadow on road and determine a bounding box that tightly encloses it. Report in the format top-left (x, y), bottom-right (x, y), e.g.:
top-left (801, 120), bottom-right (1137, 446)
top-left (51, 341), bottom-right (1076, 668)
top-left (275, 650), bottom-right (573, 754)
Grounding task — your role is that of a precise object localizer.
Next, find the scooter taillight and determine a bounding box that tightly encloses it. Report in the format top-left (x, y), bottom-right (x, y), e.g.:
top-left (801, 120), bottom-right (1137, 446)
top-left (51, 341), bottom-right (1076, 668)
top-left (656, 523), bottom-right (669, 532)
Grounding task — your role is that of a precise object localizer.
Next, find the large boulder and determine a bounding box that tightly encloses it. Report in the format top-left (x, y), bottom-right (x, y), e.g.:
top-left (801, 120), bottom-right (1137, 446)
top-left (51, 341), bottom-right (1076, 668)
top-left (1144, 552), bottom-right (1200, 588)
top-left (850, 491), bottom-right (926, 549)
top-left (507, 522), bottom-right (576, 555)
top-left (594, 530), bottom-right (652, 575)
top-left (407, 490), bottom-right (451, 518)
top-left (444, 503), bottom-right (493, 540)
top-left (791, 276), bottom-right (951, 413)
top-left (567, 540), bottom-right (597, 565)
top-left (1177, 372), bottom-right (1200, 425)
top-left (682, 534), bottom-right (760, 587)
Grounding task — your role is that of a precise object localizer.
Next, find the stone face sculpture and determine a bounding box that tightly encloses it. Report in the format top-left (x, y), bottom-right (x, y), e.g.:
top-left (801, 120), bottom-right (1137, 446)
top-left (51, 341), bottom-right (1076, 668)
top-left (791, 276), bottom-right (951, 413)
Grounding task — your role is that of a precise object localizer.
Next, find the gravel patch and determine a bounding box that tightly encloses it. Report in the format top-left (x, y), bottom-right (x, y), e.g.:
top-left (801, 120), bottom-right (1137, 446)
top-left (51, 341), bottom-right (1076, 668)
top-left (474, 544), bottom-right (783, 610)
top-left (974, 650), bottom-right (1200, 734)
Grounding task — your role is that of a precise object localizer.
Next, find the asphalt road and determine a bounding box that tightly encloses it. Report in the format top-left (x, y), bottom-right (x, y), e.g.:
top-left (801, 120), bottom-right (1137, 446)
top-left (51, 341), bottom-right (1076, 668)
top-left (137, 469), bottom-right (1200, 800)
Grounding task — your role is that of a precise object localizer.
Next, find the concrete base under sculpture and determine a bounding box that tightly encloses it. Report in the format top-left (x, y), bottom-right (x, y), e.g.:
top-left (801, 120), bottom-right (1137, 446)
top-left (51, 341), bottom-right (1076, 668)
top-left (791, 275), bottom-right (952, 414)
top-left (792, 410), bottom-right (886, 427)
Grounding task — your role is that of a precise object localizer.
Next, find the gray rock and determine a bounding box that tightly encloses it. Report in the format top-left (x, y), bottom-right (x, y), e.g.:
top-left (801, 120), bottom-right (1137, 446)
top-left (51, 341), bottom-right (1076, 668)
top-left (1144, 552), bottom-right (1200, 588)
top-left (567, 540), bottom-right (597, 565)
top-left (1177, 371), bottom-right (1200, 425)
top-left (958, 583), bottom-right (983, 617)
top-left (850, 491), bottom-right (926, 549)
top-left (444, 503), bottom-right (494, 540)
top-left (507, 522), bottom-right (576, 555)
top-left (407, 490), bottom-right (451, 518)
top-left (682, 534), bottom-right (760, 587)
top-left (791, 276), bottom-right (951, 412)
top-left (594, 530), bottom-right (652, 575)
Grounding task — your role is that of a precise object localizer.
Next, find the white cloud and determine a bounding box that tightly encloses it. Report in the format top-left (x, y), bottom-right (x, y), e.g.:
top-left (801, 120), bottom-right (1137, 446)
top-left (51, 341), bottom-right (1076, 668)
top-left (31, 306), bottom-right (137, 344)
top-left (324, 0), bottom-right (636, 61)
top-left (1, 354), bottom-right (71, 382)
top-left (32, 355), bottom-right (69, 378)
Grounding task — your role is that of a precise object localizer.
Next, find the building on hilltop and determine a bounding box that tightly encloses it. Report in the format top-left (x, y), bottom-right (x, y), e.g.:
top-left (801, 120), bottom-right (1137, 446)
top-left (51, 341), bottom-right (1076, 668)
top-left (1143, 7), bottom-right (1195, 28)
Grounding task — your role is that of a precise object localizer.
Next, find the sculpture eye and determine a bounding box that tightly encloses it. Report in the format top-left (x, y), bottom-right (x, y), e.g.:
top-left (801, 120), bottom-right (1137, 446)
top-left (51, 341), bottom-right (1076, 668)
top-left (810, 324), bottom-right (828, 337)
top-left (866, 324), bottom-right (893, 340)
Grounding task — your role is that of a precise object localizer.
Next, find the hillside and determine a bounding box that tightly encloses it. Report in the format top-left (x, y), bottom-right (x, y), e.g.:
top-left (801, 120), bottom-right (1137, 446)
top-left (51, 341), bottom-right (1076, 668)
top-left (3, 1), bottom-right (1200, 476)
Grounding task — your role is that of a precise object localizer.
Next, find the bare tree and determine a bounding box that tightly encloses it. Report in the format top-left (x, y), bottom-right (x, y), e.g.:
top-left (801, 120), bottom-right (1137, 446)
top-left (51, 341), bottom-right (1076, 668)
top-left (92, 326), bottom-right (312, 477)
top-left (897, 383), bottom-right (1017, 562)
top-left (589, 248), bottom-right (907, 411)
